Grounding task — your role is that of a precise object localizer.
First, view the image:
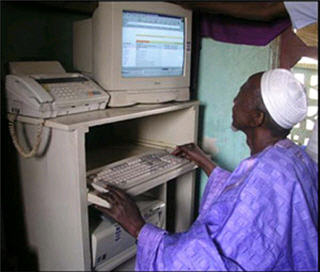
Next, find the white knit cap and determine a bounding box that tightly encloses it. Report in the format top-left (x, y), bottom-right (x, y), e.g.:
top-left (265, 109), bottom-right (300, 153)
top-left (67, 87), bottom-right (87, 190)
top-left (261, 69), bottom-right (307, 129)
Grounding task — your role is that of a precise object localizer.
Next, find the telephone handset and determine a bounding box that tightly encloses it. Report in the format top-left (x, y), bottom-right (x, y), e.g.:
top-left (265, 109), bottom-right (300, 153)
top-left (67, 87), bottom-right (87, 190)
top-left (6, 75), bottom-right (53, 158)
top-left (7, 74), bottom-right (54, 105)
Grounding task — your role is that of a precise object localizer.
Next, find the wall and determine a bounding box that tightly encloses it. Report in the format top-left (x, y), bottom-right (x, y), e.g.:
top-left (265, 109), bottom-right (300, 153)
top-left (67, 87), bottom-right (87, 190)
top-left (196, 38), bottom-right (277, 200)
top-left (1, 2), bottom-right (90, 77)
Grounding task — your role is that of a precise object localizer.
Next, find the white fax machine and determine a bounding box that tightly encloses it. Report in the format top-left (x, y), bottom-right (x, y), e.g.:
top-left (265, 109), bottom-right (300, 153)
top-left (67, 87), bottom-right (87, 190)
top-left (5, 61), bottom-right (110, 118)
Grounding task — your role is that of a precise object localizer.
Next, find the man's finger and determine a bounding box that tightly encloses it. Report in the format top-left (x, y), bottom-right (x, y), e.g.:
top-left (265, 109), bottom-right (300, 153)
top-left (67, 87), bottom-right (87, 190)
top-left (173, 145), bottom-right (192, 155)
top-left (98, 192), bottom-right (120, 208)
top-left (176, 145), bottom-right (190, 154)
top-left (94, 205), bottom-right (113, 215)
top-left (105, 185), bottom-right (128, 200)
top-left (171, 146), bottom-right (183, 155)
top-left (172, 149), bottom-right (183, 156)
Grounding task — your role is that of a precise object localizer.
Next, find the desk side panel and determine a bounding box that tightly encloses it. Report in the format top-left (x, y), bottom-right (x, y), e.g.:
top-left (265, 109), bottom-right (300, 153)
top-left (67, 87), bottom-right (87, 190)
top-left (17, 123), bottom-right (90, 270)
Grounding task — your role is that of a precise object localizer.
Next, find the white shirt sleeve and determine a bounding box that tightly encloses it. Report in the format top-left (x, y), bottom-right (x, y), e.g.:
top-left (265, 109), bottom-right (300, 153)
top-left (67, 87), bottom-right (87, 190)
top-left (284, 2), bottom-right (318, 29)
top-left (305, 119), bottom-right (318, 164)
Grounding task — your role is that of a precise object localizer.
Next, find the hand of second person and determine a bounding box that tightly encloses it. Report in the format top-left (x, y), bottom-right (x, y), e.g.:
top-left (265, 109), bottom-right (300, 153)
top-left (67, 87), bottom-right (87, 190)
top-left (94, 185), bottom-right (145, 238)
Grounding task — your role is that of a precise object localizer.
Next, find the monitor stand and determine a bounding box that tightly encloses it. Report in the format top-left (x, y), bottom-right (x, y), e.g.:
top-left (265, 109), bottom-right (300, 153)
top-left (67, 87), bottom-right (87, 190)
top-left (107, 88), bottom-right (190, 107)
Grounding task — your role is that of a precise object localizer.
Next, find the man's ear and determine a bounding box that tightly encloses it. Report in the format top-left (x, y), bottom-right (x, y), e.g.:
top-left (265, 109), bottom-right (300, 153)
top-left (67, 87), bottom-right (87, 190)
top-left (249, 110), bottom-right (265, 127)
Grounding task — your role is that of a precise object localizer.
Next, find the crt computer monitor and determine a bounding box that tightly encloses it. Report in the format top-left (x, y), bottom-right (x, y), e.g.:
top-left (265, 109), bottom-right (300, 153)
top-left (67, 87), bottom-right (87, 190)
top-left (74, 2), bottom-right (192, 107)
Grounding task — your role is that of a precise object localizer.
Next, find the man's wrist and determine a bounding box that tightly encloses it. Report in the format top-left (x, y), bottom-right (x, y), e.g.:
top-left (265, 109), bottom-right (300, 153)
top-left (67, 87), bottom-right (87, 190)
top-left (199, 157), bottom-right (216, 176)
top-left (129, 220), bottom-right (146, 239)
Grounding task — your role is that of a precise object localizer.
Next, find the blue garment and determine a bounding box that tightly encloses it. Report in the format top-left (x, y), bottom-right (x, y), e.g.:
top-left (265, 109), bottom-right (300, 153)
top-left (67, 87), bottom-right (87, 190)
top-left (136, 139), bottom-right (318, 271)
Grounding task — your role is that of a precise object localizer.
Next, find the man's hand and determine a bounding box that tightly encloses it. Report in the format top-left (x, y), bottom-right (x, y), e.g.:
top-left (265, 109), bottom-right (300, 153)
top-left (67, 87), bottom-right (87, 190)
top-left (172, 143), bottom-right (216, 176)
top-left (94, 185), bottom-right (145, 238)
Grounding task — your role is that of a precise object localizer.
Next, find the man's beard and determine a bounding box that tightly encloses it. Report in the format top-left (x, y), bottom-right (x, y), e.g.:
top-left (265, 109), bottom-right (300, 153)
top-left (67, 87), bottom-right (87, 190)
top-left (231, 125), bottom-right (238, 132)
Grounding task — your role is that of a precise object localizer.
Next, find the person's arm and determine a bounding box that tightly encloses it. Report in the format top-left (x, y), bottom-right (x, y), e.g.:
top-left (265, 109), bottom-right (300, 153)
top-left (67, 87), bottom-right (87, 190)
top-left (175, 2), bottom-right (288, 22)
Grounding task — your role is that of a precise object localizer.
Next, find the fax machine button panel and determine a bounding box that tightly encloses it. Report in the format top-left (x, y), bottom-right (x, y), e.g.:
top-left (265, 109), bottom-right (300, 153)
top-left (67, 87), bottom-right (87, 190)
top-left (48, 82), bottom-right (102, 100)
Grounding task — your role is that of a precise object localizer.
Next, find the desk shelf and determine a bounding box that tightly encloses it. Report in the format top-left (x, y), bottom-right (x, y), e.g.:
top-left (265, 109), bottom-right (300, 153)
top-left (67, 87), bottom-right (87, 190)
top-left (11, 101), bottom-right (199, 130)
top-left (13, 101), bottom-right (199, 270)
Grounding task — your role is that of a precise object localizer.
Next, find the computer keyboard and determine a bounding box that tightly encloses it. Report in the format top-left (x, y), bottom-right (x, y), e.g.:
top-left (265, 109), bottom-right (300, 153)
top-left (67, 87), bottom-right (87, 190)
top-left (87, 149), bottom-right (192, 193)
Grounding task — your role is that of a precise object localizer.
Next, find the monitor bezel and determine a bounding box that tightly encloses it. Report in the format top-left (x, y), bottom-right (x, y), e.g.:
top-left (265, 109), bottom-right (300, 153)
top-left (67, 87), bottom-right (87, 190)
top-left (93, 2), bottom-right (192, 91)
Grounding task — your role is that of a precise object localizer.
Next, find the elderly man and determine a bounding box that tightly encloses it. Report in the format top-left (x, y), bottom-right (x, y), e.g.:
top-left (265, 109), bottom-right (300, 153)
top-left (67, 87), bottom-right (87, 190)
top-left (175, 1), bottom-right (318, 163)
top-left (95, 69), bottom-right (318, 271)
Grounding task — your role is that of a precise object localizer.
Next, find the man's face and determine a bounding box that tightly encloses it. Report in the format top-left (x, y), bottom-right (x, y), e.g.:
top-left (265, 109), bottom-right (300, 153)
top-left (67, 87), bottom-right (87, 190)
top-left (232, 73), bottom-right (261, 131)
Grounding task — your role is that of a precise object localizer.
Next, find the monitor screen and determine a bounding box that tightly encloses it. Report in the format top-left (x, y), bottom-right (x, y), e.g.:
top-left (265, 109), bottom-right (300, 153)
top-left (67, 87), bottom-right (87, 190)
top-left (122, 11), bottom-right (185, 78)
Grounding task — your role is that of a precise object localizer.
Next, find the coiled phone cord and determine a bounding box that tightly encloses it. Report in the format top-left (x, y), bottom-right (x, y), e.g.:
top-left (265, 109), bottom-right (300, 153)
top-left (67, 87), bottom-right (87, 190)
top-left (8, 112), bottom-right (45, 158)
